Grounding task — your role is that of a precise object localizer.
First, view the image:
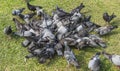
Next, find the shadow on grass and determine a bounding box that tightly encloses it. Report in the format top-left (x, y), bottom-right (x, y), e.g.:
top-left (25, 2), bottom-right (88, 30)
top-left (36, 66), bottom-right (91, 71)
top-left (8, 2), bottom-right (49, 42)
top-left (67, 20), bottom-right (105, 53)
top-left (100, 58), bottom-right (112, 71)
top-left (9, 33), bottom-right (24, 40)
top-left (76, 51), bottom-right (88, 70)
top-left (111, 19), bottom-right (120, 26)
top-left (45, 55), bottom-right (64, 67)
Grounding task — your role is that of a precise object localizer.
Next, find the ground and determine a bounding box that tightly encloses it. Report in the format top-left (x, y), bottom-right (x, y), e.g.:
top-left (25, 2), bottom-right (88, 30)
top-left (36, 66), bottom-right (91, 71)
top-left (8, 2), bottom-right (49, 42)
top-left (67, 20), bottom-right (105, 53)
top-left (0, 0), bottom-right (120, 71)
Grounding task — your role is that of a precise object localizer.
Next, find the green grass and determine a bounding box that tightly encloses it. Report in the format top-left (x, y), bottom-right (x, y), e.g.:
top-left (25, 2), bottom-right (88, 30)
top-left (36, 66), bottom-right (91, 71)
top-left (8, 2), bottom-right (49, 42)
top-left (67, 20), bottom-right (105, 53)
top-left (0, 0), bottom-right (120, 71)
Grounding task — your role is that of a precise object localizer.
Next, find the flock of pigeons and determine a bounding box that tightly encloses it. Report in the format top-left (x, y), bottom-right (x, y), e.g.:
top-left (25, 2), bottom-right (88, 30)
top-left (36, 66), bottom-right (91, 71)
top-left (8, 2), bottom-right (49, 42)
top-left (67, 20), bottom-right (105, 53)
top-left (3, 2), bottom-right (120, 71)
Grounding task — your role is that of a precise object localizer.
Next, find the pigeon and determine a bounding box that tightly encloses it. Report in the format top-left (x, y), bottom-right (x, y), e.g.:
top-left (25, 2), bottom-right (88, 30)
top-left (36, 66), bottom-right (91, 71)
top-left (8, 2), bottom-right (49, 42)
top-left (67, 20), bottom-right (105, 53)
top-left (18, 13), bottom-right (36, 23)
top-left (103, 12), bottom-right (116, 24)
top-left (3, 26), bottom-right (12, 35)
top-left (13, 18), bottom-right (35, 37)
top-left (12, 8), bottom-right (25, 16)
top-left (25, 48), bottom-right (42, 59)
top-left (12, 18), bottom-right (27, 31)
top-left (21, 39), bottom-right (31, 47)
top-left (102, 51), bottom-right (120, 68)
top-left (95, 25), bottom-right (118, 36)
top-left (27, 2), bottom-right (42, 11)
top-left (14, 30), bottom-right (35, 37)
top-left (75, 36), bottom-right (99, 49)
top-left (83, 22), bottom-right (101, 32)
top-left (36, 6), bottom-right (43, 16)
top-left (39, 43), bottom-right (55, 63)
top-left (54, 42), bottom-right (63, 56)
top-left (77, 29), bottom-right (89, 37)
top-left (27, 42), bottom-right (37, 52)
top-left (56, 25), bottom-right (68, 40)
top-left (64, 37), bottom-right (77, 46)
top-left (25, 53), bottom-right (35, 59)
top-left (89, 34), bottom-right (107, 48)
top-left (88, 52), bottom-right (101, 71)
top-left (76, 38), bottom-right (87, 49)
top-left (70, 11), bottom-right (82, 24)
top-left (64, 41), bottom-right (80, 68)
top-left (71, 3), bottom-right (85, 14)
top-left (42, 28), bottom-right (55, 41)
top-left (40, 12), bottom-right (53, 28)
top-left (55, 6), bottom-right (71, 18)
top-left (82, 15), bottom-right (91, 22)
top-left (83, 37), bottom-right (99, 47)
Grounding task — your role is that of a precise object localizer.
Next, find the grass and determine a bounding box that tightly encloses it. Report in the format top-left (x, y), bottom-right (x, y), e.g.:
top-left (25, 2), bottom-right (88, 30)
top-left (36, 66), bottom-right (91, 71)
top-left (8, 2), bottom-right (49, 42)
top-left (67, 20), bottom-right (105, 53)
top-left (0, 0), bottom-right (120, 71)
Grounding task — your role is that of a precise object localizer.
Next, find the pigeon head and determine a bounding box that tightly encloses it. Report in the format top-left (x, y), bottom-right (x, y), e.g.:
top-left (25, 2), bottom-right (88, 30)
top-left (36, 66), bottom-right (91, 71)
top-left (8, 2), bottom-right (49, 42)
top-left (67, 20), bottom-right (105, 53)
top-left (12, 11), bottom-right (16, 15)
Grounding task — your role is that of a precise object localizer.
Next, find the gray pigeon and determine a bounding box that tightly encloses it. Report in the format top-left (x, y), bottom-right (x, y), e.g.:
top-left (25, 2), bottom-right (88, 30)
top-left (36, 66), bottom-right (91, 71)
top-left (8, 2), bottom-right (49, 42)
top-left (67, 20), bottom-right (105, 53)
top-left (36, 7), bottom-right (44, 16)
top-left (88, 52), bottom-right (101, 71)
top-left (25, 49), bottom-right (42, 59)
top-left (64, 41), bottom-right (80, 68)
top-left (14, 30), bottom-right (35, 37)
top-left (21, 39), bottom-right (31, 47)
top-left (18, 13), bottom-right (36, 23)
top-left (95, 25), bottom-right (118, 36)
top-left (12, 8), bottom-right (25, 15)
top-left (102, 51), bottom-right (120, 68)
top-left (54, 43), bottom-right (63, 56)
top-left (89, 34), bottom-right (107, 48)
top-left (12, 18), bottom-right (27, 31)
top-left (71, 3), bottom-right (85, 14)
top-left (39, 43), bottom-right (55, 63)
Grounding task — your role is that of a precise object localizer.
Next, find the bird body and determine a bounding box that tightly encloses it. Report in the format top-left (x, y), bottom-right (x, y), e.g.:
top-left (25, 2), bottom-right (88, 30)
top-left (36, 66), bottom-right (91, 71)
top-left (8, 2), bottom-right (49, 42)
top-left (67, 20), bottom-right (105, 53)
top-left (21, 39), bottom-right (31, 47)
top-left (42, 29), bottom-right (55, 40)
top-left (36, 7), bottom-right (43, 16)
top-left (102, 52), bottom-right (120, 68)
top-left (71, 3), bottom-right (85, 14)
top-left (12, 8), bottom-right (25, 15)
top-left (112, 55), bottom-right (120, 66)
top-left (55, 6), bottom-right (71, 18)
top-left (89, 35), bottom-right (106, 48)
top-left (64, 42), bottom-right (80, 68)
top-left (3, 26), bottom-right (12, 35)
top-left (18, 13), bottom-right (36, 23)
top-left (88, 52), bottom-right (101, 71)
top-left (95, 25), bottom-right (118, 35)
top-left (27, 2), bottom-right (42, 11)
top-left (54, 43), bottom-right (63, 56)
top-left (103, 12), bottom-right (116, 23)
top-left (39, 44), bottom-right (55, 63)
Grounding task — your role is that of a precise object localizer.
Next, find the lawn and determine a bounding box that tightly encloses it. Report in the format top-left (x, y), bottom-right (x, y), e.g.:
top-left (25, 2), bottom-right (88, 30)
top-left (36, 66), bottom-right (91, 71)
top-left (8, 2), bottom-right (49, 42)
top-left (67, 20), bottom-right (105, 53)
top-left (0, 0), bottom-right (120, 71)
